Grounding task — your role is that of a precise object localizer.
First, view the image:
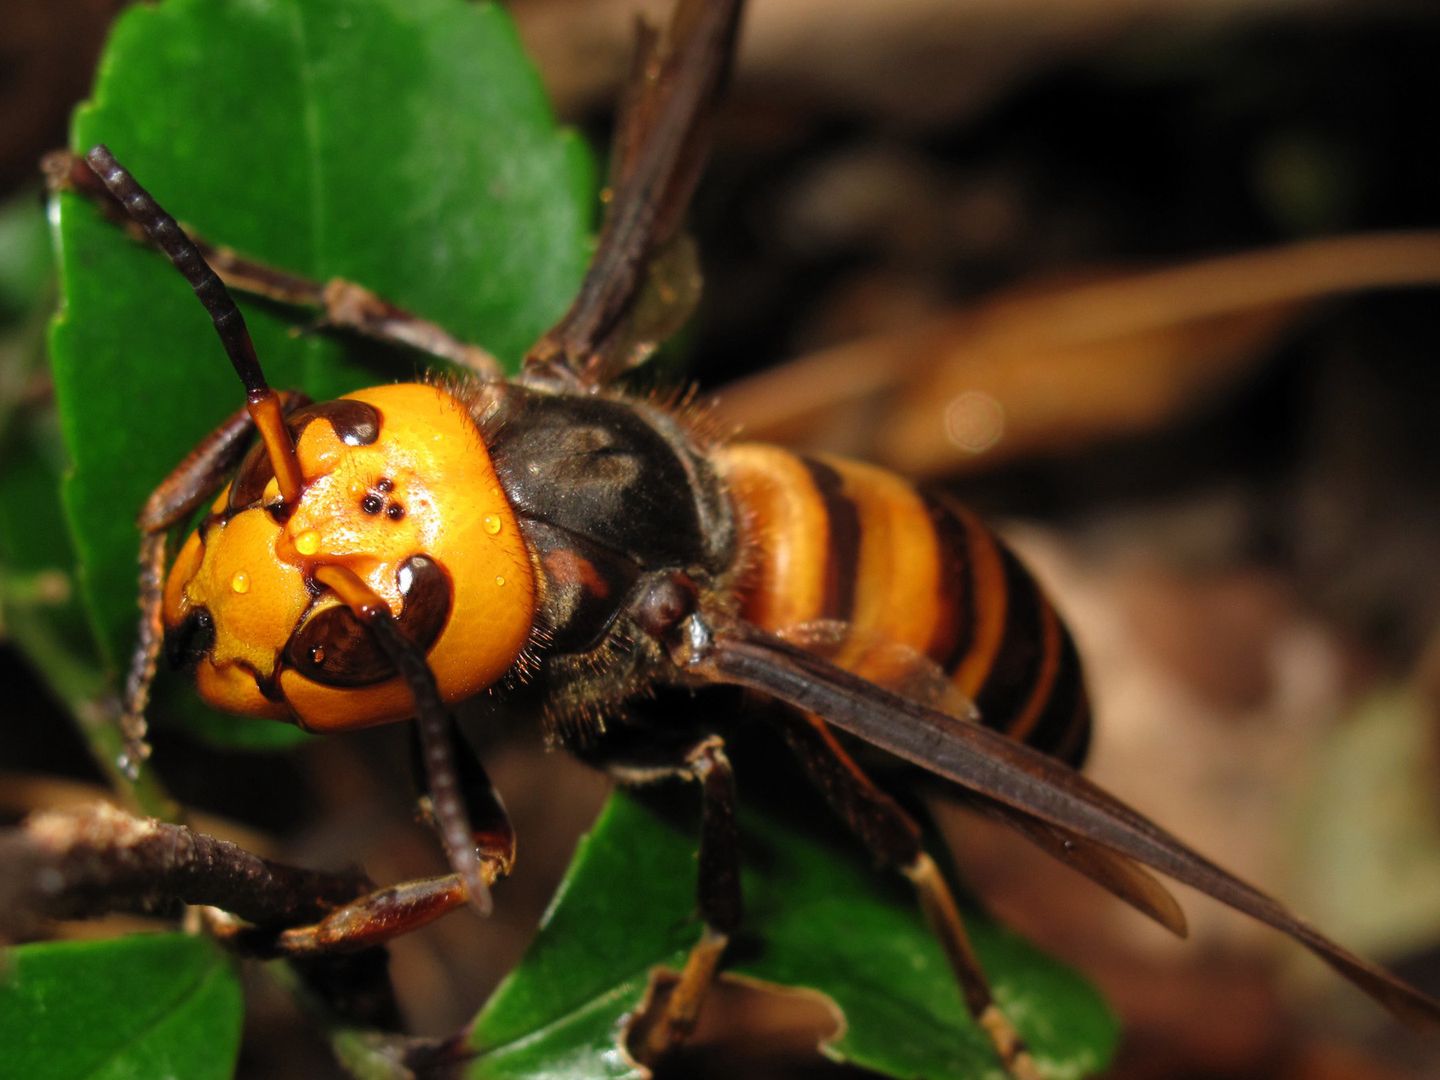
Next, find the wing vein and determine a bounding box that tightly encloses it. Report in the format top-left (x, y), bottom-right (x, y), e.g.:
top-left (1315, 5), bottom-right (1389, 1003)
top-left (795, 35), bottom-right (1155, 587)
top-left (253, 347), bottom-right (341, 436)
top-left (694, 622), bottom-right (1440, 1026)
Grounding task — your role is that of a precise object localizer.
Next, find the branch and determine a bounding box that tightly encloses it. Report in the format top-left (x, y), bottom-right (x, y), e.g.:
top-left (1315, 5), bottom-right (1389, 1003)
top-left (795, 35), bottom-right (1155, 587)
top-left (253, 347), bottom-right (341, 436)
top-left (0, 803), bottom-right (371, 941)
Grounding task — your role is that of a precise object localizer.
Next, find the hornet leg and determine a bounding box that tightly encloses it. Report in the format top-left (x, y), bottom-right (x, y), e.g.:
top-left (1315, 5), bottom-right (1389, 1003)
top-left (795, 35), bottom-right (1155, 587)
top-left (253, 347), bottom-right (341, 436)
top-left (783, 714), bottom-right (1043, 1080)
top-left (47, 149), bottom-right (501, 378)
top-left (249, 720), bottom-right (516, 955)
top-left (594, 734), bottom-right (742, 1067)
top-left (121, 393), bottom-right (307, 771)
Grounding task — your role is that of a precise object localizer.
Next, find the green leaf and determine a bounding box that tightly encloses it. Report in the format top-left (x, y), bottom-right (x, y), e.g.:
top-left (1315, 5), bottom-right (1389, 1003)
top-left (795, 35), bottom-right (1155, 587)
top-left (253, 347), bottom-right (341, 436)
top-left (44, 6), bottom-right (1117, 1076)
top-left (0, 404), bottom-right (99, 695)
top-left (0, 190), bottom-right (52, 328)
top-left (0, 188), bottom-right (101, 711)
top-left (0, 189), bottom-right (179, 805)
top-left (0, 190), bottom-right (70, 602)
top-left (0, 933), bottom-right (243, 1080)
top-left (48, 0), bottom-right (594, 748)
top-left (469, 786), bottom-right (1118, 1080)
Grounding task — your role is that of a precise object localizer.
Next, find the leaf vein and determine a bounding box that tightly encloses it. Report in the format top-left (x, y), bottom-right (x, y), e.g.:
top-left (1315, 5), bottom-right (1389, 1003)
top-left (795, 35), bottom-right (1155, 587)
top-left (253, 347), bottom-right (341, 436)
top-left (76, 941), bottom-right (227, 1080)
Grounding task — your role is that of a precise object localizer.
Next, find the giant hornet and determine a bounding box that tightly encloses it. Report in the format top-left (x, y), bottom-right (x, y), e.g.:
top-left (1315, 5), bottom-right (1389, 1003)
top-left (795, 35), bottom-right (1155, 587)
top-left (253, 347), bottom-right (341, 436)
top-left (46, 0), bottom-right (1440, 1075)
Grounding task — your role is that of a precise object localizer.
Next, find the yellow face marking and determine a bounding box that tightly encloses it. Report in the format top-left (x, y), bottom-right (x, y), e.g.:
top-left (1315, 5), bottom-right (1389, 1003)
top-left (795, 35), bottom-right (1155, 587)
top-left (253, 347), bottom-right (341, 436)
top-left (276, 383), bottom-right (537, 733)
top-left (169, 383), bottom-right (538, 733)
top-left (178, 506), bottom-right (308, 688)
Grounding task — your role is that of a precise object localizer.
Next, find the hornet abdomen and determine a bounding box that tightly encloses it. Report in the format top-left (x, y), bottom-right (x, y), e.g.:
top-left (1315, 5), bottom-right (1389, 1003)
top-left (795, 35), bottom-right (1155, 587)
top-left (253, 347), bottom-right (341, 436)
top-left (715, 443), bottom-right (1090, 767)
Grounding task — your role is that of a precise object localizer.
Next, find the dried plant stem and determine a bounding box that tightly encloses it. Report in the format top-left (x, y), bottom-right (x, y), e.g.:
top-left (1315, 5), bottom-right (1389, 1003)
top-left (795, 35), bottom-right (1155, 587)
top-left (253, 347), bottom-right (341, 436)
top-left (0, 802), bottom-right (371, 943)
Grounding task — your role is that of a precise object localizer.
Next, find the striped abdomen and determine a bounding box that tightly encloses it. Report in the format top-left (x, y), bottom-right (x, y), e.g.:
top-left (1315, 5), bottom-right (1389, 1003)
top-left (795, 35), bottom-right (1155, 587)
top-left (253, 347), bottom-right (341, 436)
top-left (713, 443), bottom-right (1090, 767)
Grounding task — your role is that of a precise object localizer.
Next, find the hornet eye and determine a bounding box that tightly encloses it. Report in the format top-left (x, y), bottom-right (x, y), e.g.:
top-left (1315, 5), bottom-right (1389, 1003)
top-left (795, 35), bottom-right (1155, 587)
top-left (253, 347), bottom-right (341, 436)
top-left (228, 399), bottom-right (382, 512)
top-left (164, 606), bottom-right (216, 670)
top-left (285, 555), bottom-right (452, 687)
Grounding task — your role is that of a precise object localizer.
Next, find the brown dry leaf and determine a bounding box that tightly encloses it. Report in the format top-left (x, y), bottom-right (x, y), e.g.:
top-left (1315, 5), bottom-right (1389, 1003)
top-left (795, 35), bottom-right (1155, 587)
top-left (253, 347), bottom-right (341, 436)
top-left (513, 0), bottom-right (1340, 127)
top-left (716, 231), bottom-right (1440, 477)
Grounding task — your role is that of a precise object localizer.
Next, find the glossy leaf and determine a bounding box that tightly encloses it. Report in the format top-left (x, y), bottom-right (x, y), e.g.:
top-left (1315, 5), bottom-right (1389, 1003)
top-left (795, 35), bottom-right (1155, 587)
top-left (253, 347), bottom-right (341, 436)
top-left (44, 5), bottom-right (1119, 1077)
top-left (0, 190), bottom-right (67, 587)
top-left (468, 786), bottom-right (1117, 1080)
top-left (0, 933), bottom-right (243, 1080)
top-left (0, 189), bottom-right (100, 703)
top-left (0, 190), bottom-right (52, 326)
top-left (48, 0), bottom-right (594, 747)
top-left (0, 407), bottom-right (99, 689)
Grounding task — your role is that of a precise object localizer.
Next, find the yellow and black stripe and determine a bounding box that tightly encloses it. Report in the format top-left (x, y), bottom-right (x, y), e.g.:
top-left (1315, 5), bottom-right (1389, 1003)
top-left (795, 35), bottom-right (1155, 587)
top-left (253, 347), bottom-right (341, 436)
top-left (715, 443), bottom-right (1090, 767)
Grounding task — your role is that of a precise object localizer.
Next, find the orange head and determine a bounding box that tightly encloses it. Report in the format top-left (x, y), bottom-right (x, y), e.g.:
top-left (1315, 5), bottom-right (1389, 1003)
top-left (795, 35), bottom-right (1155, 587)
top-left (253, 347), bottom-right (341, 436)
top-left (162, 382), bottom-right (536, 732)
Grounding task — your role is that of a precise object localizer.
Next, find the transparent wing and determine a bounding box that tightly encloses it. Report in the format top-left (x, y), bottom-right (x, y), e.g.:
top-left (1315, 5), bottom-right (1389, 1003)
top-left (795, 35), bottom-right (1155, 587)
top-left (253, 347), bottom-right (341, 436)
top-left (776, 618), bottom-right (1186, 936)
top-left (524, 0), bottom-right (743, 386)
top-left (686, 618), bottom-right (1440, 1026)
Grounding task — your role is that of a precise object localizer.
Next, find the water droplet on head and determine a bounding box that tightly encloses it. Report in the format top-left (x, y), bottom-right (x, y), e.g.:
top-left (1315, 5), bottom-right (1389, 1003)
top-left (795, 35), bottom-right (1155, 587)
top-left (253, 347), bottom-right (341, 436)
top-left (483, 514), bottom-right (502, 535)
top-left (495, 575), bottom-right (505, 587)
top-left (295, 529), bottom-right (321, 556)
top-left (230, 570), bottom-right (251, 594)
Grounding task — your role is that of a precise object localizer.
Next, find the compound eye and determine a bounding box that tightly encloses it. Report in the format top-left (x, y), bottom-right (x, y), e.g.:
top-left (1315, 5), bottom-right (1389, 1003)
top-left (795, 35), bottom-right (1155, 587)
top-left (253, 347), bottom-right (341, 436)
top-left (228, 400), bottom-right (381, 511)
top-left (285, 555), bottom-right (452, 687)
top-left (165, 606), bottom-right (216, 670)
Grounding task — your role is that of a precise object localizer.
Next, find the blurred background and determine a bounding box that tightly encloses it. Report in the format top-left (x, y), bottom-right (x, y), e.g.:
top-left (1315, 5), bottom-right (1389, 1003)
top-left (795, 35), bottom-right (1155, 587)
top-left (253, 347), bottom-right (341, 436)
top-left (3, 0), bottom-right (1440, 1076)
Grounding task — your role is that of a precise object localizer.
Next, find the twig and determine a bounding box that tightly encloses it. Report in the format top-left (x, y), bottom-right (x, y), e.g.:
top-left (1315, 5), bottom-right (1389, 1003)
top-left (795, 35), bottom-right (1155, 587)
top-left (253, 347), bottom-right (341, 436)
top-left (0, 803), bottom-right (371, 943)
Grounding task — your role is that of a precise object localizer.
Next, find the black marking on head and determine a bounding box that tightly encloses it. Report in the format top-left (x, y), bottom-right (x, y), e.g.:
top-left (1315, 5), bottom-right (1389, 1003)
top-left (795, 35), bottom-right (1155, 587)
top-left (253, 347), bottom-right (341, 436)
top-left (228, 400), bottom-right (382, 513)
top-left (165, 606), bottom-right (215, 670)
top-left (313, 399), bottom-right (382, 446)
top-left (361, 479), bottom-right (405, 521)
